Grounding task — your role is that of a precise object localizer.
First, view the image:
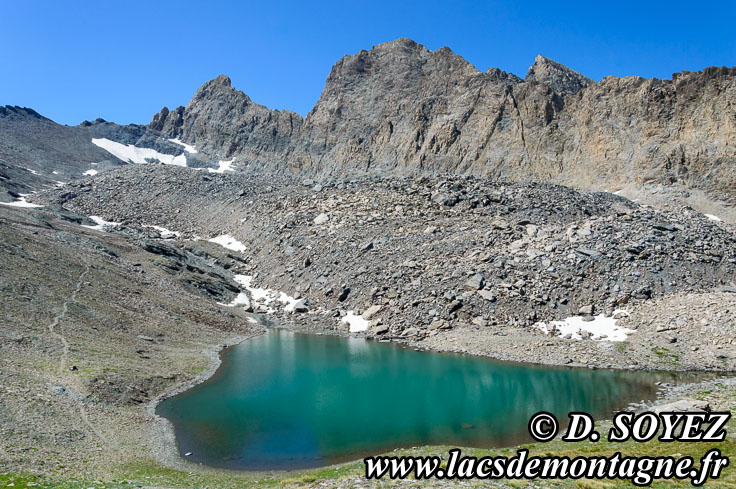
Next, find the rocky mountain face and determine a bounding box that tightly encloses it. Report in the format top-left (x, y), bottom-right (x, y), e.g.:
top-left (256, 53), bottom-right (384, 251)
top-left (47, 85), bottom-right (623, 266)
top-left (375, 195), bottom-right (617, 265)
top-left (0, 106), bottom-right (121, 200)
top-left (149, 38), bottom-right (736, 202)
top-left (149, 75), bottom-right (303, 172)
top-left (0, 106), bottom-right (199, 201)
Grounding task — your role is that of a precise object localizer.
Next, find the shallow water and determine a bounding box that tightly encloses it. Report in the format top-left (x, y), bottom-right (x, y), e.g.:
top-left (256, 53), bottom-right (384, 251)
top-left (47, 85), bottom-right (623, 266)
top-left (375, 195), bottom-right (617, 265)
top-left (157, 329), bottom-right (700, 470)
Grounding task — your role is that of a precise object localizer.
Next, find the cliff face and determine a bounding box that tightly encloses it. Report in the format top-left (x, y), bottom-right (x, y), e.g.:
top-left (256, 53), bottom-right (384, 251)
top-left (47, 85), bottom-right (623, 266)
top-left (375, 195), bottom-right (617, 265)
top-left (149, 39), bottom-right (736, 200)
top-left (150, 75), bottom-right (303, 170)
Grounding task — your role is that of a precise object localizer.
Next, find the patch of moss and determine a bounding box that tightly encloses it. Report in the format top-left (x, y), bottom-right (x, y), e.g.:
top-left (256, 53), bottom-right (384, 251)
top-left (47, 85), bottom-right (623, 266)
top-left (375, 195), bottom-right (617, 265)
top-left (652, 346), bottom-right (680, 363)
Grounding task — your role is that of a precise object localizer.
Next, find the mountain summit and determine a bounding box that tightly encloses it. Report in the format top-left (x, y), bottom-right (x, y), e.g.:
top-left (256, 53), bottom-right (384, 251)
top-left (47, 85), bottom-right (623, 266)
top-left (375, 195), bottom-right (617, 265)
top-left (525, 54), bottom-right (593, 94)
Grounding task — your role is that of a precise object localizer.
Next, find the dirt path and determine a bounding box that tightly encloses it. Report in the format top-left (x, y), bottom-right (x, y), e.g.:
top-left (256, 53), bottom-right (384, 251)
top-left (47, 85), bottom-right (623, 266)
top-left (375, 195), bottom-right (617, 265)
top-left (47, 263), bottom-right (89, 374)
top-left (45, 262), bottom-right (110, 444)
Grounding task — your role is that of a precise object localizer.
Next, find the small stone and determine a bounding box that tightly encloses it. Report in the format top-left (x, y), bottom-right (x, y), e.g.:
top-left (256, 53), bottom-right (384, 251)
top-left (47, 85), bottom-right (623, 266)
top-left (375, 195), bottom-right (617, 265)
top-left (292, 299), bottom-right (309, 313)
top-left (576, 248), bottom-right (601, 258)
top-left (653, 223), bottom-right (676, 232)
top-left (472, 317), bottom-right (488, 327)
top-left (578, 305), bottom-right (594, 315)
top-left (362, 305), bottom-right (382, 320)
top-left (373, 325), bottom-right (389, 335)
top-left (652, 400), bottom-right (709, 413)
top-left (428, 319), bottom-right (446, 330)
top-left (476, 289), bottom-right (496, 302)
top-left (491, 218), bottom-right (509, 230)
top-left (464, 273), bottom-right (485, 290)
top-left (313, 213), bottom-right (329, 225)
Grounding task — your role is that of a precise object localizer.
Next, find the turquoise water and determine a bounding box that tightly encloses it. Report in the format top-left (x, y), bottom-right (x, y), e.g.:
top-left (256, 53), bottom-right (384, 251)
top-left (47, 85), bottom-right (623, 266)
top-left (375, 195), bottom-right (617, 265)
top-left (157, 329), bottom-right (693, 470)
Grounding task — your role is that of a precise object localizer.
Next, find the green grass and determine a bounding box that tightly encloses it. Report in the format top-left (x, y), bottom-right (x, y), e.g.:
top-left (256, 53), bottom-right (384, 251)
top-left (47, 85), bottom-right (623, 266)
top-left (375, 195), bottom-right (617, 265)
top-left (652, 346), bottom-right (680, 364)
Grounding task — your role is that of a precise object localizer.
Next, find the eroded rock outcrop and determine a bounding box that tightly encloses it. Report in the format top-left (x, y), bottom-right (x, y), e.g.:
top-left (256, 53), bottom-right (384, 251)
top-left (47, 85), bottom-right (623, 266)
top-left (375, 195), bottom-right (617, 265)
top-left (148, 39), bottom-right (736, 202)
top-left (150, 75), bottom-right (303, 171)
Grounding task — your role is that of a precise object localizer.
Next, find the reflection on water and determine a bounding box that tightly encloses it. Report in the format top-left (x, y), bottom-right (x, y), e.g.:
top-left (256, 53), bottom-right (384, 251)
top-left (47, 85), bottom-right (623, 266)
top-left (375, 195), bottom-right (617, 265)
top-left (157, 329), bottom-right (704, 470)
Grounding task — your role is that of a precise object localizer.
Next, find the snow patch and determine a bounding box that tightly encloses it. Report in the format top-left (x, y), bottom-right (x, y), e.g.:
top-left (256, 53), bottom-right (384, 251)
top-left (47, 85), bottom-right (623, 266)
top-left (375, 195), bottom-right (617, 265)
top-left (92, 138), bottom-right (187, 167)
top-left (81, 216), bottom-right (121, 232)
top-left (0, 195), bottom-right (44, 208)
top-left (534, 310), bottom-right (632, 342)
top-left (83, 169), bottom-right (99, 176)
top-left (279, 292), bottom-right (302, 313)
top-left (208, 159), bottom-right (235, 174)
top-left (217, 290), bottom-right (250, 308)
top-left (208, 234), bottom-right (246, 253)
top-left (236, 275), bottom-right (272, 305)
top-left (342, 311), bottom-right (371, 333)
top-left (225, 275), bottom-right (302, 314)
top-left (704, 214), bottom-right (722, 222)
top-left (168, 138), bottom-right (197, 154)
top-left (143, 224), bottom-right (180, 239)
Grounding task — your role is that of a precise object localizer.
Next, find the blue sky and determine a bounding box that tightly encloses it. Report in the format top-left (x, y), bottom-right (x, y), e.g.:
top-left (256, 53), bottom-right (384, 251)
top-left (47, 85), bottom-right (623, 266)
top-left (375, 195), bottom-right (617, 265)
top-left (2, 1), bottom-right (735, 125)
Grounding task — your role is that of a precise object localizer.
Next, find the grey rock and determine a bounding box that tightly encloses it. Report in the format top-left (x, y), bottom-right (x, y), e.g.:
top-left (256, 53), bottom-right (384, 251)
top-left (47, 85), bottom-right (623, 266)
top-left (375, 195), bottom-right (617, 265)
top-left (362, 305), bottom-right (382, 320)
top-left (578, 305), bottom-right (594, 315)
top-left (476, 290), bottom-right (496, 302)
top-left (313, 213), bottom-right (329, 225)
top-left (292, 299), bottom-right (309, 313)
top-left (464, 273), bottom-right (485, 290)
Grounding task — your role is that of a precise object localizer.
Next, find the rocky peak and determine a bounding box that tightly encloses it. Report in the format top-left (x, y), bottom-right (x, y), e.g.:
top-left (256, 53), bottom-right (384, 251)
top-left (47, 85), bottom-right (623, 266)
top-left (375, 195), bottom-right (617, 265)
top-left (210, 74), bottom-right (232, 87)
top-left (526, 54), bottom-right (593, 95)
top-left (191, 74), bottom-right (249, 104)
top-left (147, 74), bottom-right (303, 165)
top-left (486, 67), bottom-right (523, 84)
top-left (327, 38), bottom-right (480, 84)
top-left (0, 105), bottom-right (50, 121)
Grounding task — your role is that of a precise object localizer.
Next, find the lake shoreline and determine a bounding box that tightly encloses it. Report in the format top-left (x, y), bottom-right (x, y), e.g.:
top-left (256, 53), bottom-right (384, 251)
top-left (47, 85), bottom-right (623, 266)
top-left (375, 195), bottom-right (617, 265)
top-left (146, 316), bottom-right (730, 475)
top-left (267, 308), bottom-right (736, 373)
top-left (144, 328), bottom-right (266, 475)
